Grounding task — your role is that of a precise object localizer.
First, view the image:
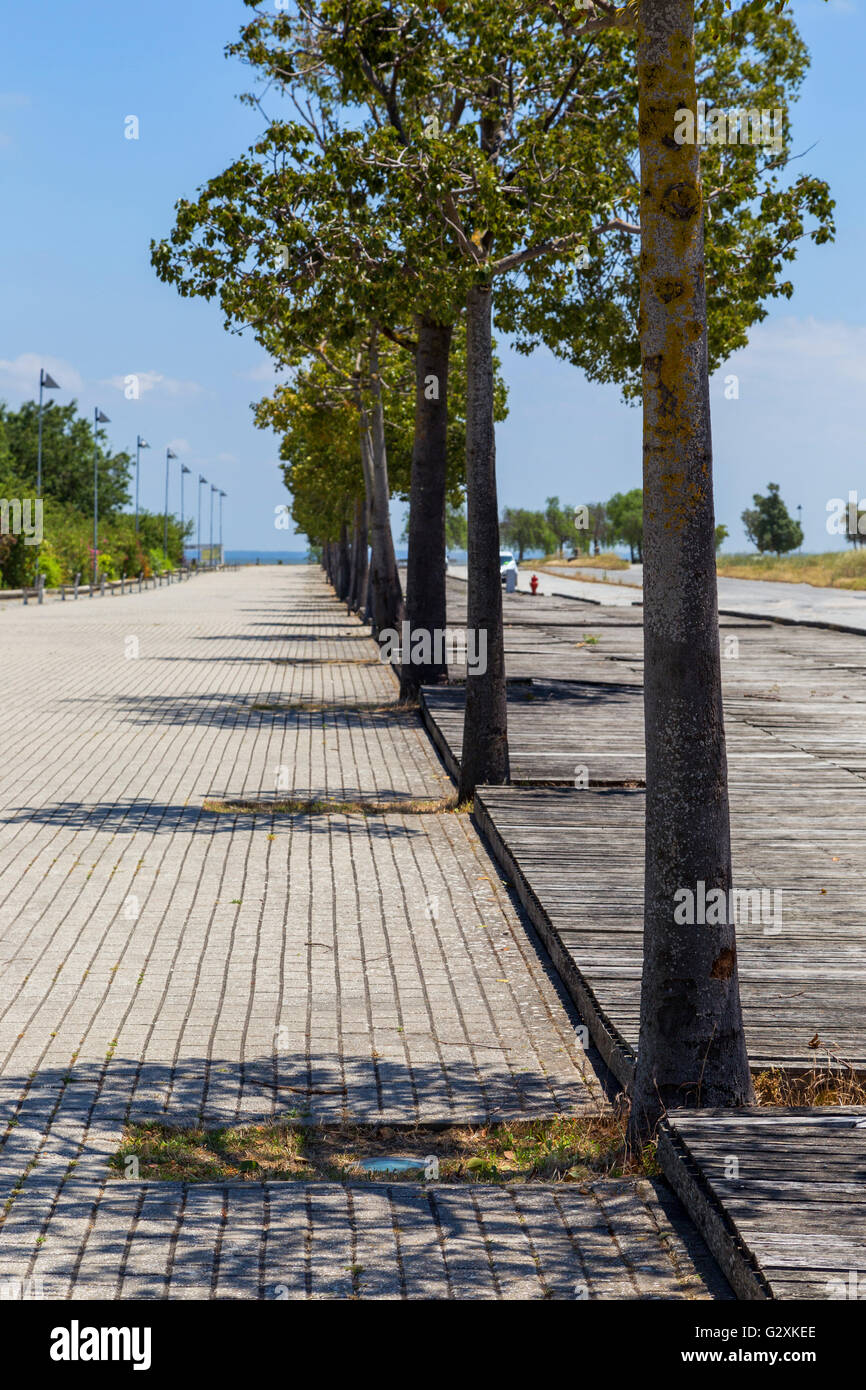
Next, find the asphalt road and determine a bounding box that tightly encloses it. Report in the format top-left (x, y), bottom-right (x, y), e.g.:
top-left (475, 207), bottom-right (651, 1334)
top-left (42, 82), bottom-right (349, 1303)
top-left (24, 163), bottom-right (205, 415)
top-left (449, 563), bottom-right (866, 633)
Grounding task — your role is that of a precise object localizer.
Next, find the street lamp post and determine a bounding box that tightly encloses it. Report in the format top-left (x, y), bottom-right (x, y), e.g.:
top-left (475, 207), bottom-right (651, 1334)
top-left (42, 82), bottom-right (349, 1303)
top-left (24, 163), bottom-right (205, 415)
top-left (209, 484), bottom-right (217, 568)
top-left (163, 448), bottom-right (177, 563)
top-left (180, 464), bottom-right (191, 566)
top-left (35, 368), bottom-right (59, 584)
top-left (134, 435), bottom-right (150, 535)
top-left (37, 369), bottom-right (60, 495)
top-left (797, 504), bottom-right (803, 553)
top-left (218, 490), bottom-right (226, 564)
top-left (93, 407), bottom-right (111, 583)
top-left (197, 474), bottom-right (207, 568)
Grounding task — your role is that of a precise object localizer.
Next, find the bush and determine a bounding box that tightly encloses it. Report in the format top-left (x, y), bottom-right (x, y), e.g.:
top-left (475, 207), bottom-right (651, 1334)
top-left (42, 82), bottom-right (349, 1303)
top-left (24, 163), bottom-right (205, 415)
top-left (0, 501), bottom-right (192, 587)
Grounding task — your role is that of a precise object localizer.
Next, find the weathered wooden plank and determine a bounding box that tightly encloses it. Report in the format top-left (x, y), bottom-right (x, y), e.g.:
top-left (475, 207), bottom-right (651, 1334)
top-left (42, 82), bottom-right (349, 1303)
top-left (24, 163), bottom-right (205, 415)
top-left (663, 1109), bottom-right (866, 1300)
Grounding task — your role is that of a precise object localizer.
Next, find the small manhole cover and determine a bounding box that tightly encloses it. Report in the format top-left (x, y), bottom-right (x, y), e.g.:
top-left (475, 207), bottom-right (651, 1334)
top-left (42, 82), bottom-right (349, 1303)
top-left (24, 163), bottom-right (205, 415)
top-left (355, 1157), bottom-right (427, 1175)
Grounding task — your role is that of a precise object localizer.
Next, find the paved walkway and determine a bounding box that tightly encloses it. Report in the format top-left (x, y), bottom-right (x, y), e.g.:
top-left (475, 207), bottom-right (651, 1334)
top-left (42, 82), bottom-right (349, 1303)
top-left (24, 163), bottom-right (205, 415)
top-left (490, 560), bottom-right (866, 632)
top-left (0, 567), bottom-right (715, 1299)
top-left (448, 563), bottom-right (639, 607)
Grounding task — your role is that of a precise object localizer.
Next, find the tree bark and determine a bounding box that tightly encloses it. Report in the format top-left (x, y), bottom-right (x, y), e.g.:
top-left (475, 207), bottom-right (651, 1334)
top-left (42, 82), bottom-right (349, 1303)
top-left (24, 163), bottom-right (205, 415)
top-left (400, 316), bottom-right (453, 700)
top-left (628, 0), bottom-right (752, 1147)
top-left (348, 494), bottom-right (366, 613)
top-left (337, 517), bottom-right (351, 601)
top-left (347, 506), bottom-right (358, 611)
top-left (365, 326), bottom-right (404, 635)
top-left (355, 407), bottom-right (373, 619)
top-left (457, 284), bottom-right (509, 799)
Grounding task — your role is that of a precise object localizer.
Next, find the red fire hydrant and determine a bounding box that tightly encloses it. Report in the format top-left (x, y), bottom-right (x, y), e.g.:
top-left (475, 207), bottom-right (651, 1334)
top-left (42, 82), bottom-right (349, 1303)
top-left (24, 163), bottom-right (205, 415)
top-left (529, 573), bottom-right (539, 596)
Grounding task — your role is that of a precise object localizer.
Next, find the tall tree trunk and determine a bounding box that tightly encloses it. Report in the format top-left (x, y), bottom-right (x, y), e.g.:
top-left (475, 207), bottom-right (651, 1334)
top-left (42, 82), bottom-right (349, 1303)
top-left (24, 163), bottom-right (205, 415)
top-left (628, 0), bottom-right (752, 1147)
top-left (355, 501), bottom-right (369, 619)
top-left (400, 316), bottom-right (452, 700)
top-left (353, 402), bottom-right (374, 620)
top-left (337, 517), bottom-right (351, 600)
top-left (366, 326), bottom-right (403, 635)
top-left (363, 566), bottom-right (372, 624)
top-left (457, 284), bottom-right (509, 800)
top-left (346, 514), bottom-right (356, 611)
top-left (348, 495), bottom-right (363, 613)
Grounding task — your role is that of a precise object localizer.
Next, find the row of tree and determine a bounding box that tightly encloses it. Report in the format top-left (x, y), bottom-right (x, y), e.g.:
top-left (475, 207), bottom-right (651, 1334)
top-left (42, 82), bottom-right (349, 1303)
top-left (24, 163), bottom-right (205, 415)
top-left (153, 0), bottom-right (833, 1143)
top-left (500, 491), bottom-right (645, 561)
top-left (0, 399), bottom-right (189, 585)
top-left (502, 481), bottom-right (809, 562)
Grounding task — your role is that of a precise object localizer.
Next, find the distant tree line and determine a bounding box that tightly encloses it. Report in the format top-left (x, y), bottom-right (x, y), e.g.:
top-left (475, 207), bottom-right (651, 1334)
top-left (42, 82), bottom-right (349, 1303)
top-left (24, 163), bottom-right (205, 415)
top-left (494, 482), bottom-right (811, 565)
top-left (498, 491), bottom-right (646, 562)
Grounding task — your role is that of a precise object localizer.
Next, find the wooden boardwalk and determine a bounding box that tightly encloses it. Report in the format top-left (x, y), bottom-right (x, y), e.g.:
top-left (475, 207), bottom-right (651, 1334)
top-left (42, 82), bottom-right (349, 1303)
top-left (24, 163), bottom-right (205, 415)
top-left (426, 579), bottom-right (866, 1078)
top-left (661, 1109), bottom-right (866, 1300)
top-left (472, 784), bottom-right (866, 1079)
top-left (428, 582), bottom-right (866, 1299)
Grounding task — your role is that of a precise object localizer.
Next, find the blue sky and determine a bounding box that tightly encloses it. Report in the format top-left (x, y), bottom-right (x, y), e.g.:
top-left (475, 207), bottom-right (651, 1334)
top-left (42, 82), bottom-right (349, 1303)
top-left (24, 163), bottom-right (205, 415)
top-left (1, 0), bottom-right (862, 552)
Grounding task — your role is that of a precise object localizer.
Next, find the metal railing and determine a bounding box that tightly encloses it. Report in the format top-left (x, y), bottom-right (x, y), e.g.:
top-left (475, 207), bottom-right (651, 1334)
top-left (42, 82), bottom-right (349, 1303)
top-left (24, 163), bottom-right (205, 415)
top-left (0, 566), bottom-right (199, 606)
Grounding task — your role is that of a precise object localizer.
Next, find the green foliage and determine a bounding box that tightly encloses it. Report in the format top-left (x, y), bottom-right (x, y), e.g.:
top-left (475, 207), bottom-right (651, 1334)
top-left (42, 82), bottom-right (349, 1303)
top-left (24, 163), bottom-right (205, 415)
top-left (544, 497), bottom-right (586, 558)
top-left (742, 482), bottom-right (803, 555)
top-left (0, 397), bottom-right (191, 587)
top-left (715, 523), bottom-right (730, 553)
top-left (498, 491), bottom-right (643, 562)
top-left (499, 508), bottom-right (554, 562)
top-left (0, 399), bottom-right (131, 514)
top-left (253, 348), bottom-right (370, 546)
top-left (152, 1), bottom-right (831, 566)
top-left (0, 497), bottom-right (190, 588)
top-left (445, 502), bottom-right (468, 552)
top-left (605, 489), bottom-right (643, 561)
top-left (497, 2), bottom-right (834, 400)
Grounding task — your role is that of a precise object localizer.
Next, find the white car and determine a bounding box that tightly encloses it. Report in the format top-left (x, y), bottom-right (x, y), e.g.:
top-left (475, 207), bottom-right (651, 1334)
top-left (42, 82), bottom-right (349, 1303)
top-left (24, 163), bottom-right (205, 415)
top-left (499, 549), bottom-right (518, 585)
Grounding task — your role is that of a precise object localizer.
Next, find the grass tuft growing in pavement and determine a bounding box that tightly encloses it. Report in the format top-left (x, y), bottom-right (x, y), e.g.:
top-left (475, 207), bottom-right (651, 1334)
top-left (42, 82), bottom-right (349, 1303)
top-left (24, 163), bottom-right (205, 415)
top-left (109, 1115), bottom-right (657, 1185)
top-left (203, 795), bottom-right (463, 818)
top-left (249, 700), bottom-right (414, 716)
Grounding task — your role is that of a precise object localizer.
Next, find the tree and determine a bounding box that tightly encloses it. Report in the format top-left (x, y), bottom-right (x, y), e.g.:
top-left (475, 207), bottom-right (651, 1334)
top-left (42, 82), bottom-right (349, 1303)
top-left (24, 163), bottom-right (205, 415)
top-left (0, 400), bottom-right (131, 514)
top-left (587, 502), bottom-right (611, 555)
top-left (445, 502), bottom-right (468, 552)
top-left (151, 115), bottom-right (419, 636)
top-left (499, 508), bottom-right (553, 562)
top-left (606, 488), bottom-right (643, 561)
top-left (544, 497), bottom-right (579, 557)
top-left (186, 1), bottom-right (832, 798)
top-left (714, 523), bottom-right (729, 553)
top-left (742, 482), bottom-right (803, 555)
top-left (253, 338), bottom-right (411, 616)
top-left (628, 0), bottom-right (753, 1148)
top-left (248, 0), bottom-right (636, 797)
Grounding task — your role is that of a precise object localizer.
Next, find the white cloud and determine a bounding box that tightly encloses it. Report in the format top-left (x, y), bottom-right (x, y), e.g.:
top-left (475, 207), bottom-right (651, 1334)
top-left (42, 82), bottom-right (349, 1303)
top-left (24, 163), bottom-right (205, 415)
top-left (167, 438), bottom-right (192, 456)
top-left (0, 353), bottom-right (83, 400)
top-left (723, 317), bottom-right (866, 386)
top-left (236, 358), bottom-right (292, 384)
top-left (708, 315), bottom-right (866, 551)
top-left (101, 370), bottom-right (205, 398)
